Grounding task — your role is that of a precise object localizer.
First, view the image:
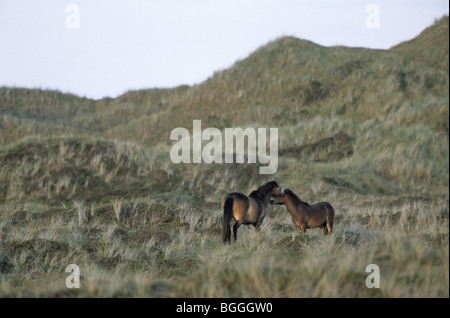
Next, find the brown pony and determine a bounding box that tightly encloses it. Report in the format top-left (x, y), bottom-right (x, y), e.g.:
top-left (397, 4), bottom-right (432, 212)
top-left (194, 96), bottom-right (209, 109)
top-left (270, 189), bottom-right (335, 235)
top-left (222, 181), bottom-right (284, 243)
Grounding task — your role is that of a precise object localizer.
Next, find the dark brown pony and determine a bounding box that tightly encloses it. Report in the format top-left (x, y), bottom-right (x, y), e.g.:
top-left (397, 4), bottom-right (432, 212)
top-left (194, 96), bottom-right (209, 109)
top-left (222, 181), bottom-right (284, 243)
top-left (270, 189), bottom-right (335, 235)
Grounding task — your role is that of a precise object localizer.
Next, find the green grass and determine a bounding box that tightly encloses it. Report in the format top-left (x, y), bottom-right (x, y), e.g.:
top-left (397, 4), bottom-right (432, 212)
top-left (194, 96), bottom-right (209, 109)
top-left (0, 17), bottom-right (448, 297)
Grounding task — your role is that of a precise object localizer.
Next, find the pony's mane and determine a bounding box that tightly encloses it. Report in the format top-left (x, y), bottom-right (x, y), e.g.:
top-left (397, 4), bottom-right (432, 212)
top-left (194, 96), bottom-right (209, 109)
top-left (249, 181), bottom-right (279, 201)
top-left (285, 189), bottom-right (310, 206)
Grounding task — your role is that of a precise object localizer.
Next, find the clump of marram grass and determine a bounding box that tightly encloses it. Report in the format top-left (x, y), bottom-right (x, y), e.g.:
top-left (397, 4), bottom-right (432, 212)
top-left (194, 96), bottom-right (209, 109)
top-left (111, 199), bottom-right (123, 224)
top-left (73, 200), bottom-right (87, 225)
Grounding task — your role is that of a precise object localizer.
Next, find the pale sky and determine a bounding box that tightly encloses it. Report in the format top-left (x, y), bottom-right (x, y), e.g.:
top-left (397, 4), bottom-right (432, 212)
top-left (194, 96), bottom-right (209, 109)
top-left (0, 0), bottom-right (448, 99)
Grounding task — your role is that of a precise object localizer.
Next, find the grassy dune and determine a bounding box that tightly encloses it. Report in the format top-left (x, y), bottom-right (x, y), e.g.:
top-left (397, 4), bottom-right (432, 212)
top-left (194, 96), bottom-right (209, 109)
top-left (0, 16), bottom-right (448, 297)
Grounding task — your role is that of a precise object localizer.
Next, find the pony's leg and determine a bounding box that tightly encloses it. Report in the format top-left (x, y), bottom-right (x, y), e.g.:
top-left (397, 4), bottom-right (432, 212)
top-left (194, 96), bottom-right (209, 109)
top-left (253, 219), bottom-right (263, 231)
top-left (319, 223), bottom-right (328, 235)
top-left (233, 220), bottom-right (243, 241)
top-left (326, 221), bottom-right (333, 234)
top-left (298, 224), bottom-right (308, 233)
top-left (296, 225), bottom-right (306, 233)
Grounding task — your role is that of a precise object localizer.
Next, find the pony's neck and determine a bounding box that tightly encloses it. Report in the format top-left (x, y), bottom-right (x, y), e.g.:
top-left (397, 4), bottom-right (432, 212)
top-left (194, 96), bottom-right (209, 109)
top-left (259, 191), bottom-right (273, 205)
top-left (285, 193), bottom-right (308, 216)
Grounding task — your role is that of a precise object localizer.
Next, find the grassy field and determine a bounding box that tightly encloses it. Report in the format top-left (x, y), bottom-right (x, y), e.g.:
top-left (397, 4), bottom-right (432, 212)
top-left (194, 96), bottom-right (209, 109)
top-left (0, 16), bottom-right (448, 297)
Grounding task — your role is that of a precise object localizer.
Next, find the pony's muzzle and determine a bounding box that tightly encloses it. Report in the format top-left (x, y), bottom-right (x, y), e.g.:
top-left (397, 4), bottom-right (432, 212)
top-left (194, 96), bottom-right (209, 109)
top-left (269, 197), bottom-right (275, 205)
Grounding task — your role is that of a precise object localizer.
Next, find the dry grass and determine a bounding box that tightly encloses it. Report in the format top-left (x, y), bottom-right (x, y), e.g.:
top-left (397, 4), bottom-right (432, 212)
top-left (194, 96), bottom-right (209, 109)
top-left (0, 195), bottom-right (447, 297)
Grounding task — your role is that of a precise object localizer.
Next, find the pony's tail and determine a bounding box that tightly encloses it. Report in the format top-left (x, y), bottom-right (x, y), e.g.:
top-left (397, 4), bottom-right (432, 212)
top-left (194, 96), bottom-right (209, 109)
top-left (326, 204), bottom-right (335, 234)
top-left (222, 197), bottom-right (233, 244)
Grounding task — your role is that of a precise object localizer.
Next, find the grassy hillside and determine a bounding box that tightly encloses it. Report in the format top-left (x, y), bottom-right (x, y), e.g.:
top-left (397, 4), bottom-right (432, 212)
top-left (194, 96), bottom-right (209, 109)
top-left (0, 17), bottom-right (448, 297)
top-left (391, 15), bottom-right (449, 72)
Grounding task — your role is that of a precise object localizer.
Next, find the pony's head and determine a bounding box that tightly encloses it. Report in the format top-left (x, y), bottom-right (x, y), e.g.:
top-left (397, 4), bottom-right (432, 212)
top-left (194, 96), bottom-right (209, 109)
top-left (269, 187), bottom-right (292, 205)
top-left (269, 195), bottom-right (285, 205)
top-left (270, 181), bottom-right (285, 198)
top-left (250, 180), bottom-right (284, 202)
